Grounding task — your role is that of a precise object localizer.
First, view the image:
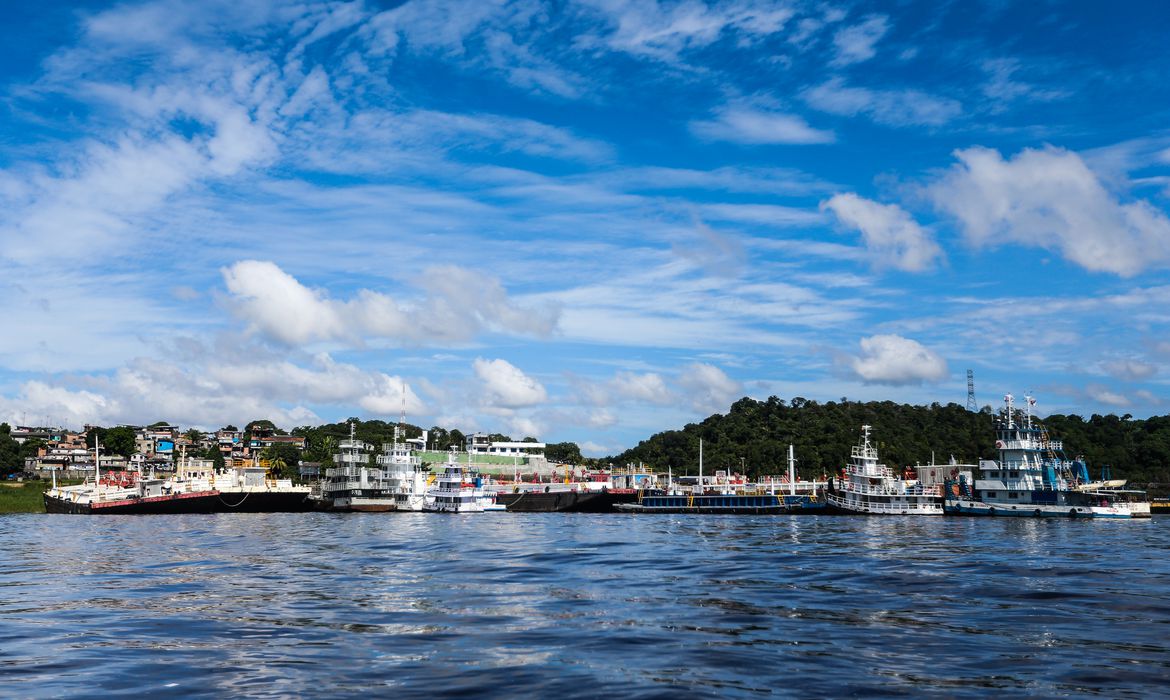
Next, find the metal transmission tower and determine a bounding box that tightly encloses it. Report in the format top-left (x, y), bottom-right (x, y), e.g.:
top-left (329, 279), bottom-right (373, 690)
top-left (966, 369), bottom-right (977, 412)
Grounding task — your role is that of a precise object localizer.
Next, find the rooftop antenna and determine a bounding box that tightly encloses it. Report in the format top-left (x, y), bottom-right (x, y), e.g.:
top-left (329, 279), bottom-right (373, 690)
top-left (966, 369), bottom-right (977, 412)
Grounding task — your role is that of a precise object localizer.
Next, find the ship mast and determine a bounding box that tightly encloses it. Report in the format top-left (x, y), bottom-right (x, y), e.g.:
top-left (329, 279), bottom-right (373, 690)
top-left (788, 444), bottom-right (796, 497)
top-left (698, 438), bottom-right (703, 495)
top-left (94, 434), bottom-right (101, 486)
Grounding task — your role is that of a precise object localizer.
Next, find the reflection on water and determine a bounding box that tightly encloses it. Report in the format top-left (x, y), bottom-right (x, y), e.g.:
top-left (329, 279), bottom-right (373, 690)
top-left (1, 513), bottom-right (1167, 698)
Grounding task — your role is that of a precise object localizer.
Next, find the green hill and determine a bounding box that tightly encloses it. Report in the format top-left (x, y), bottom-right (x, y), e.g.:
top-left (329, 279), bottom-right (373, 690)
top-left (609, 396), bottom-right (1170, 485)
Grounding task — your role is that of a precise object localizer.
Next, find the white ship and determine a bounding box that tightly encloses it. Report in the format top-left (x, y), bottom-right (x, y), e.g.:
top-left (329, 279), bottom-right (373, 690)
top-left (311, 424), bottom-right (397, 512)
top-left (825, 425), bottom-right (944, 515)
top-left (376, 427), bottom-right (430, 511)
top-left (423, 458), bottom-right (499, 513)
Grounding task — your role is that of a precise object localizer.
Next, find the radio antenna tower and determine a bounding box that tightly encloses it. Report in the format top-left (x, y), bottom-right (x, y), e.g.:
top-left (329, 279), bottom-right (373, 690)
top-left (966, 369), bottom-right (977, 412)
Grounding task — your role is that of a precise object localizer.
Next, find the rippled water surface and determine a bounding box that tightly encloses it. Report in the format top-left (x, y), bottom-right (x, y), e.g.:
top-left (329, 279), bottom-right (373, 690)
top-left (2, 513), bottom-right (1168, 698)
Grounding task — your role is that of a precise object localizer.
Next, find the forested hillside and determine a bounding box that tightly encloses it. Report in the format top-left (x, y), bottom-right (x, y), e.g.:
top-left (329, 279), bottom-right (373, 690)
top-left (609, 397), bottom-right (1170, 485)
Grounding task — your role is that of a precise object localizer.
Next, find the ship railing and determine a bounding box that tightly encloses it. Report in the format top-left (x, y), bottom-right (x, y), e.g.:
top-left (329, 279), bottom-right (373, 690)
top-left (845, 464), bottom-right (898, 478)
top-left (839, 482), bottom-right (939, 497)
top-left (851, 445), bottom-right (879, 460)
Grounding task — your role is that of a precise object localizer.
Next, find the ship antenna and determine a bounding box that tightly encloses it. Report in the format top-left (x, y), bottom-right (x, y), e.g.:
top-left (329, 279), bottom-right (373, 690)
top-left (397, 382), bottom-right (407, 444)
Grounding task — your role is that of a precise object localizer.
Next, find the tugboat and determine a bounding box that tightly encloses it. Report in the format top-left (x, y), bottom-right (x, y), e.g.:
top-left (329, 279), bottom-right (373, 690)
top-left (945, 394), bottom-right (1151, 518)
top-left (825, 425), bottom-right (944, 515)
top-left (311, 424), bottom-right (398, 512)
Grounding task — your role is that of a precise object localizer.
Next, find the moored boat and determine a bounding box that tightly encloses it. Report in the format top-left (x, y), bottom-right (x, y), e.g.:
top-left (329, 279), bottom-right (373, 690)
top-left (945, 394), bottom-right (1151, 518)
top-left (615, 443), bottom-right (825, 514)
top-left (423, 459), bottom-right (496, 513)
top-left (45, 442), bottom-right (310, 514)
top-left (310, 424), bottom-right (398, 512)
top-left (825, 425), bottom-right (944, 515)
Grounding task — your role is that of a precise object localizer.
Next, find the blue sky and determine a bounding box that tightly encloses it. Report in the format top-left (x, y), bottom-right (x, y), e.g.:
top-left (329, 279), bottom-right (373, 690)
top-left (2, 1), bottom-right (1169, 455)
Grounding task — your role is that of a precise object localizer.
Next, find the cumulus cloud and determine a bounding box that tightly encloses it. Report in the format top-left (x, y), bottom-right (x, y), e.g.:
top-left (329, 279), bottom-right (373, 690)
top-left (830, 15), bottom-right (888, 66)
top-left (611, 371), bottom-right (673, 404)
top-left (690, 105), bottom-right (834, 145)
top-left (848, 334), bottom-right (948, 385)
top-left (676, 362), bottom-right (742, 412)
top-left (802, 77), bottom-right (961, 127)
top-left (222, 260), bottom-right (559, 347)
top-left (821, 193), bottom-right (943, 271)
top-left (0, 350), bottom-right (424, 430)
top-left (928, 146), bottom-right (1170, 276)
top-left (473, 358), bottom-right (548, 408)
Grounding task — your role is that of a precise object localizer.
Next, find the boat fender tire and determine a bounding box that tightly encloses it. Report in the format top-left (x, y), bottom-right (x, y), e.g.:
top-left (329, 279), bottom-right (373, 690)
top-left (1034, 509), bottom-right (1042, 517)
top-left (988, 507), bottom-right (996, 516)
top-left (1069, 509), bottom-right (1077, 518)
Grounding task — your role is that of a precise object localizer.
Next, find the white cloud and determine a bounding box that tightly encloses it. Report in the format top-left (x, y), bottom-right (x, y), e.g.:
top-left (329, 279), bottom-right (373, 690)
top-left (473, 357), bottom-right (548, 408)
top-left (980, 58), bottom-right (1067, 111)
top-left (1102, 359), bottom-right (1157, 382)
top-left (1086, 384), bottom-right (1130, 408)
top-left (821, 193), bottom-right (942, 271)
top-left (587, 409), bottom-right (617, 429)
top-left (580, 440), bottom-right (609, 456)
top-left (928, 146), bottom-right (1170, 276)
top-left (691, 105), bottom-right (834, 145)
top-left (0, 349), bottom-right (424, 431)
top-left (670, 222), bottom-right (747, 278)
top-left (611, 371), bottom-right (673, 404)
top-left (802, 77), bottom-right (961, 127)
top-left (1134, 389), bottom-right (1163, 406)
top-left (848, 334), bottom-right (948, 384)
top-left (508, 415), bottom-right (544, 439)
top-left (676, 362), bottom-right (742, 412)
top-left (578, 0), bottom-right (794, 62)
top-left (221, 260), bottom-right (559, 347)
top-left (830, 15), bottom-right (888, 66)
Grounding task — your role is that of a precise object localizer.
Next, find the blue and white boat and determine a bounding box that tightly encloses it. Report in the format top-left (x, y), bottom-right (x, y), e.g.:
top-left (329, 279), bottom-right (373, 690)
top-left (945, 394), bottom-right (1150, 519)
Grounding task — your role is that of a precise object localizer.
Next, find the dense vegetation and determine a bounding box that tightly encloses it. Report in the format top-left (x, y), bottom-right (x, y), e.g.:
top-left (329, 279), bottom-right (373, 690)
top-left (609, 397), bottom-right (1170, 486)
top-left (0, 423), bottom-right (45, 477)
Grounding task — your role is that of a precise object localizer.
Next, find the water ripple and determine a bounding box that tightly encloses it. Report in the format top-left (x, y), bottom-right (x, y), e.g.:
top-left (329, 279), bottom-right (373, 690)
top-left (0, 513), bottom-right (1166, 698)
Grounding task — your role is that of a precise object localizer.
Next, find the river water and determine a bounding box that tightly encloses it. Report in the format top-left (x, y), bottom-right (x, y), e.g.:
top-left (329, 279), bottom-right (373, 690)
top-left (1, 513), bottom-right (1167, 698)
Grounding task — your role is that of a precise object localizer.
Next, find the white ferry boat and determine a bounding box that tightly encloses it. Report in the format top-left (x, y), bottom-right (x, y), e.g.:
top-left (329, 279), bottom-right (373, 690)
top-left (825, 425), bottom-right (944, 515)
top-left (423, 458), bottom-right (498, 513)
top-left (375, 427), bottom-right (429, 511)
top-left (311, 424), bottom-right (397, 512)
top-left (945, 394), bottom-right (1151, 518)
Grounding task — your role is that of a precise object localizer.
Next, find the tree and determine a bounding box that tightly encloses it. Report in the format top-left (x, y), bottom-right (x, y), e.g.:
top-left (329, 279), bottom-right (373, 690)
top-left (263, 444), bottom-right (301, 480)
top-left (0, 423), bottom-right (22, 477)
top-left (546, 441), bottom-right (583, 464)
top-left (86, 426), bottom-right (137, 457)
top-left (245, 419), bottom-right (284, 439)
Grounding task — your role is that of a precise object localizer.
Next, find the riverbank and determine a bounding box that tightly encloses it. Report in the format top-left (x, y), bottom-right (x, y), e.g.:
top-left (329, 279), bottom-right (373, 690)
top-left (0, 481), bottom-right (47, 514)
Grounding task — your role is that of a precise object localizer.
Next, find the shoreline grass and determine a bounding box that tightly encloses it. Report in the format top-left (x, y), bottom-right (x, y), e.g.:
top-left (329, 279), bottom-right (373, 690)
top-left (0, 481), bottom-right (48, 514)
